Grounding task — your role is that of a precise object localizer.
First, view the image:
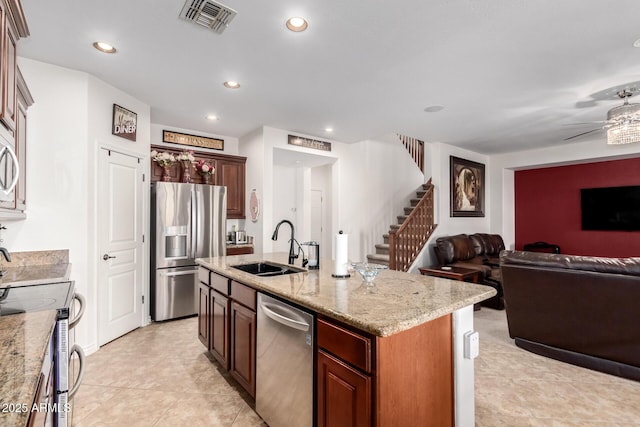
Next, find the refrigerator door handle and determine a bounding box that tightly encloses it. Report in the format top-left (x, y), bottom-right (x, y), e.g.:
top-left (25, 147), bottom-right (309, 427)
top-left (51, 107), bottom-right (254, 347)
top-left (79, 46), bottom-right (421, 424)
top-left (159, 270), bottom-right (197, 277)
top-left (195, 189), bottom-right (204, 257)
top-left (190, 188), bottom-right (197, 259)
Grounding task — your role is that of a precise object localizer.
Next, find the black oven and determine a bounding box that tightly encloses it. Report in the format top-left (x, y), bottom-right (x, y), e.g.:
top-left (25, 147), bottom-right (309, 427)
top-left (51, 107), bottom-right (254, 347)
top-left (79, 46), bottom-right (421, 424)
top-left (0, 281), bottom-right (85, 427)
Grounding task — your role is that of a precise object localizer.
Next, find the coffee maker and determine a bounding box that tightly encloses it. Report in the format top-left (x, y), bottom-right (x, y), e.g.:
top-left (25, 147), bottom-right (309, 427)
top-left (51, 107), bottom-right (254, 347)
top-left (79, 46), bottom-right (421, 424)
top-left (301, 241), bottom-right (319, 269)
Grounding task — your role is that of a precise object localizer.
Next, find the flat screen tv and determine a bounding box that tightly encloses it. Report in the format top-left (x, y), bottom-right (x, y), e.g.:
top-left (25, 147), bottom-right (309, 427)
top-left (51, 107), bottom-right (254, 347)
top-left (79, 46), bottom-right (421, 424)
top-left (581, 185), bottom-right (640, 231)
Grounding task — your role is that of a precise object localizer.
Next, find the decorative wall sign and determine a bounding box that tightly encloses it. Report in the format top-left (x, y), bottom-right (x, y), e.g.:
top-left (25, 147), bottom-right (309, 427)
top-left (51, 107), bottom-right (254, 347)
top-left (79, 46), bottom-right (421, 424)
top-left (287, 135), bottom-right (331, 152)
top-left (112, 104), bottom-right (137, 141)
top-left (163, 130), bottom-right (224, 150)
top-left (450, 156), bottom-right (485, 217)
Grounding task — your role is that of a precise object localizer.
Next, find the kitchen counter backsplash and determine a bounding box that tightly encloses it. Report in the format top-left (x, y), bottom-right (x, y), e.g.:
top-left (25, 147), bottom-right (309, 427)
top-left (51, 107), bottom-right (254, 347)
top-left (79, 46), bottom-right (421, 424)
top-left (0, 250), bottom-right (71, 287)
top-left (6, 249), bottom-right (69, 266)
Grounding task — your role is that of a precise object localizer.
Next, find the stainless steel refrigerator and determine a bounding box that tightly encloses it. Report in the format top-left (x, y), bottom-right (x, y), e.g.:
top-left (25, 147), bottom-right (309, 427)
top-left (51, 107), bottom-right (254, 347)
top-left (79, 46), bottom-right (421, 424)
top-left (151, 182), bottom-right (226, 321)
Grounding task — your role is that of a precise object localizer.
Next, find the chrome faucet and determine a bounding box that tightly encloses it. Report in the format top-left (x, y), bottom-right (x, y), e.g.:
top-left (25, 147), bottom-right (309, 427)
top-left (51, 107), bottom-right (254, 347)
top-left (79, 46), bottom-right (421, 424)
top-left (0, 247), bottom-right (9, 262)
top-left (271, 220), bottom-right (298, 265)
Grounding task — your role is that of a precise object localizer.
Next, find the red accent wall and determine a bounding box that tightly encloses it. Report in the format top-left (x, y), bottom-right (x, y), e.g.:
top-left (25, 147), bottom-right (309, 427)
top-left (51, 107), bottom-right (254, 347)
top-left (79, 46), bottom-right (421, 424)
top-left (515, 157), bottom-right (640, 257)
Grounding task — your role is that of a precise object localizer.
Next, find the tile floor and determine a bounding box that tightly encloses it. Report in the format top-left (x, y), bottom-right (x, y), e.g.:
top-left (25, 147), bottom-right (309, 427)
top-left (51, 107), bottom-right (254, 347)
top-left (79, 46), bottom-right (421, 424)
top-left (71, 309), bottom-right (640, 426)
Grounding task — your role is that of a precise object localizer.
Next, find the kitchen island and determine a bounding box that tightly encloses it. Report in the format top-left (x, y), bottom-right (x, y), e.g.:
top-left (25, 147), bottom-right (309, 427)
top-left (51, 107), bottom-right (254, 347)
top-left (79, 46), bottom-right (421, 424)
top-left (197, 253), bottom-right (496, 427)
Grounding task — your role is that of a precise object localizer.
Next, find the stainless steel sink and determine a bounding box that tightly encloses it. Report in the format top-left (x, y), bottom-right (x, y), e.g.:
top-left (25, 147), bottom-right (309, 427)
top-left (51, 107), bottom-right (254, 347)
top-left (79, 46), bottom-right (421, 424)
top-left (231, 262), bottom-right (305, 277)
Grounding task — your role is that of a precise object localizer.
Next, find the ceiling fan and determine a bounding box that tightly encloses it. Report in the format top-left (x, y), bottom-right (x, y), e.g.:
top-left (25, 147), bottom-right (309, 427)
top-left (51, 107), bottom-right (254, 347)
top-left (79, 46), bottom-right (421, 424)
top-left (564, 89), bottom-right (640, 144)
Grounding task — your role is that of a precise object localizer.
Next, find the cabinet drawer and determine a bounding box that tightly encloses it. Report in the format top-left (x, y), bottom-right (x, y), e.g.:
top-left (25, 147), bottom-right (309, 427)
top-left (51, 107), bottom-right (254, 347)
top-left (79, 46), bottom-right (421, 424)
top-left (317, 319), bottom-right (371, 373)
top-left (198, 267), bottom-right (210, 285)
top-left (230, 281), bottom-right (256, 310)
top-left (211, 272), bottom-right (230, 295)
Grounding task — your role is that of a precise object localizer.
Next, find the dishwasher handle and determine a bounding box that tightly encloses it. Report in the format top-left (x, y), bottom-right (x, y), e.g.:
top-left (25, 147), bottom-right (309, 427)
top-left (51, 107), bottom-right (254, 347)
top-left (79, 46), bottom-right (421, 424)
top-left (260, 302), bottom-right (310, 332)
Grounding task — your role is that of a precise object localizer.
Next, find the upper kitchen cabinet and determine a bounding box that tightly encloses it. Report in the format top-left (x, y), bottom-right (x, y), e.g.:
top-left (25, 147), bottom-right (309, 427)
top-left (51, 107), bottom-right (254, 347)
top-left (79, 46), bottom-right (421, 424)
top-left (0, 0), bottom-right (28, 134)
top-left (15, 67), bottom-right (33, 211)
top-left (0, 0), bottom-right (28, 219)
top-left (150, 145), bottom-right (247, 219)
top-left (217, 155), bottom-right (245, 219)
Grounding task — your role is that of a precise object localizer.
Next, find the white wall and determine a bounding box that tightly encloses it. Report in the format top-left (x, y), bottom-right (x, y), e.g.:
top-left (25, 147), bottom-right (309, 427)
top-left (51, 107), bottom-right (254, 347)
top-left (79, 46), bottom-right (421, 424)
top-left (7, 58), bottom-right (151, 353)
top-left (239, 128), bottom-right (265, 254)
top-left (241, 127), bottom-right (427, 263)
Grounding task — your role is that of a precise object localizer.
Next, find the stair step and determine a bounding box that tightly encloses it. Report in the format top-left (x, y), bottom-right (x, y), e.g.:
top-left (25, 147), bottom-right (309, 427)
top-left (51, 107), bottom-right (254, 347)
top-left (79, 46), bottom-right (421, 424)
top-left (366, 254), bottom-right (389, 266)
top-left (397, 215), bottom-right (408, 224)
top-left (390, 224), bottom-right (400, 231)
top-left (404, 206), bottom-right (415, 215)
top-left (416, 189), bottom-right (427, 198)
top-left (375, 243), bottom-right (389, 255)
top-left (410, 198), bottom-right (421, 207)
top-left (383, 233), bottom-right (389, 244)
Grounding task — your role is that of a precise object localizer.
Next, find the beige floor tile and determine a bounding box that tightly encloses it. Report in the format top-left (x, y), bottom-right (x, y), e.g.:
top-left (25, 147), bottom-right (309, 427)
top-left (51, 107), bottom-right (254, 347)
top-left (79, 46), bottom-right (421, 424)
top-left (71, 308), bottom-right (640, 426)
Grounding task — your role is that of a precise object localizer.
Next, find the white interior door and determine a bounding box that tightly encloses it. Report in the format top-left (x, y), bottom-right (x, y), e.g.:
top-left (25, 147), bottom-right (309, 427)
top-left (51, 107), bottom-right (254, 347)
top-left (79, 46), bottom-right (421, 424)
top-left (98, 148), bottom-right (144, 345)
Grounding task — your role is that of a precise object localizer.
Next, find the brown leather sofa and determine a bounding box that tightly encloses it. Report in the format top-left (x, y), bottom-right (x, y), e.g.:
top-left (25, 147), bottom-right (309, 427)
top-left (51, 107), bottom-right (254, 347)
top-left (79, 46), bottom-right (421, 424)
top-left (500, 250), bottom-right (640, 381)
top-left (433, 233), bottom-right (505, 309)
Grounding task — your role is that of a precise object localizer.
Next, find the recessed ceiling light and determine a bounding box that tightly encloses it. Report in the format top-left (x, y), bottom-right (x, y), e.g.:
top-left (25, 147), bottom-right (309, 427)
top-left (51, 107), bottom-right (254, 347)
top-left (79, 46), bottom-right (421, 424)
top-left (224, 81), bottom-right (240, 89)
top-left (206, 115), bottom-right (219, 121)
top-left (324, 127), bottom-right (333, 133)
top-left (286, 17), bottom-right (308, 32)
top-left (633, 38), bottom-right (640, 48)
top-left (424, 105), bottom-right (444, 113)
top-left (93, 41), bottom-right (116, 54)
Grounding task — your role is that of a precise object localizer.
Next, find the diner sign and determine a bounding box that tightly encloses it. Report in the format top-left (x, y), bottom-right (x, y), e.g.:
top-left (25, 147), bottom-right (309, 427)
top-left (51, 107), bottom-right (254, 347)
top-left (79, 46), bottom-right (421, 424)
top-left (287, 135), bottom-right (331, 152)
top-left (162, 130), bottom-right (224, 150)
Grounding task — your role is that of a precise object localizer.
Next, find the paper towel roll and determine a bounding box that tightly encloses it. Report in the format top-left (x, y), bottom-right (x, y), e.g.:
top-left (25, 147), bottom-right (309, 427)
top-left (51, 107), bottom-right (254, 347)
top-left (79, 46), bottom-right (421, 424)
top-left (332, 231), bottom-right (351, 278)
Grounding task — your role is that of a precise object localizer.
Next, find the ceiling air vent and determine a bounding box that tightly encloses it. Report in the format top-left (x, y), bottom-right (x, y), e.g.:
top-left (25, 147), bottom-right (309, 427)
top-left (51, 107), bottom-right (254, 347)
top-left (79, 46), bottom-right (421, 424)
top-left (179, 0), bottom-right (237, 34)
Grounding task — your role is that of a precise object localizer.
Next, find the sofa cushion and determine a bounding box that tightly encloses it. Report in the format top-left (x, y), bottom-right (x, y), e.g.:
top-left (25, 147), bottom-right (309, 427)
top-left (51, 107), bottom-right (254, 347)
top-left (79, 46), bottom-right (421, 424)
top-left (435, 234), bottom-right (476, 264)
top-left (500, 250), bottom-right (640, 277)
top-left (470, 233), bottom-right (505, 256)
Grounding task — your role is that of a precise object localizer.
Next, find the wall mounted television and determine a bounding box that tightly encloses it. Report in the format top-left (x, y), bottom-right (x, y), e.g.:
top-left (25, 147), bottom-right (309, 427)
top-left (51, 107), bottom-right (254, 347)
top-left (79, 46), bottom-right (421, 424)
top-left (581, 185), bottom-right (640, 231)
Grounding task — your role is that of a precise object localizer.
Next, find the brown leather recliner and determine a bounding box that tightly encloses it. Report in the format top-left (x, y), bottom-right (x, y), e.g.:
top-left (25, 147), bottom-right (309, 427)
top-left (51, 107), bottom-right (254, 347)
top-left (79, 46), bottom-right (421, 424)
top-left (500, 250), bottom-right (640, 381)
top-left (433, 233), bottom-right (505, 309)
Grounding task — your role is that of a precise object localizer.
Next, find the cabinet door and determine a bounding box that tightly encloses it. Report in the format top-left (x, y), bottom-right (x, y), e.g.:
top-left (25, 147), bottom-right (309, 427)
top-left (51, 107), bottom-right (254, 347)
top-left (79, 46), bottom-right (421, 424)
top-left (317, 350), bottom-right (371, 427)
top-left (230, 301), bottom-right (256, 397)
top-left (0, 16), bottom-right (16, 132)
top-left (197, 282), bottom-right (210, 348)
top-left (218, 159), bottom-right (245, 219)
top-left (14, 94), bottom-right (25, 209)
top-left (210, 290), bottom-right (230, 369)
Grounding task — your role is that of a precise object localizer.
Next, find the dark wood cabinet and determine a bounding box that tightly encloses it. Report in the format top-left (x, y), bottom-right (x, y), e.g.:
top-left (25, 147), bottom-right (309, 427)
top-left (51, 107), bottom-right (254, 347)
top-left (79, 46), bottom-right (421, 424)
top-left (210, 289), bottom-right (230, 369)
top-left (217, 157), bottom-right (245, 219)
top-left (197, 282), bottom-right (210, 347)
top-left (14, 67), bottom-right (30, 211)
top-left (317, 350), bottom-right (371, 427)
top-left (230, 300), bottom-right (256, 397)
top-left (150, 144), bottom-right (246, 218)
top-left (226, 245), bottom-right (254, 256)
top-left (0, 16), bottom-right (16, 132)
top-left (317, 314), bottom-right (454, 427)
top-left (198, 267), bottom-right (256, 397)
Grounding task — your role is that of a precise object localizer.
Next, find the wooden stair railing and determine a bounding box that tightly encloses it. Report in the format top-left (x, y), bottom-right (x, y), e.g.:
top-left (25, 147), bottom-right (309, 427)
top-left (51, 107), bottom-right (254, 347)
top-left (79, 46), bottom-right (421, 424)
top-left (388, 179), bottom-right (437, 271)
top-left (397, 134), bottom-right (424, 174)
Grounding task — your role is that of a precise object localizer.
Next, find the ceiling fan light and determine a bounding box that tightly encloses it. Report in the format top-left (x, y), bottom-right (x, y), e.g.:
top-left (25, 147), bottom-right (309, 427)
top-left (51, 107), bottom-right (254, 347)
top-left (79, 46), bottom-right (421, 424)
top-left (606, 99), bottom-right (640, 145)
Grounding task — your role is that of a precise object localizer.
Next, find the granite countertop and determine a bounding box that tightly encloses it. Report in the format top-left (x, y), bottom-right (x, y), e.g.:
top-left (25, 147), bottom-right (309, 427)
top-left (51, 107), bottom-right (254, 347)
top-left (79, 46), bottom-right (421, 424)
top-left (226, 243), bottom-right (254, 249)
top-left (197, 253), bottom-right (496, 337)
top-left (0, 310), bottom-right (58, 427)
top-left (0, 250), bottom-right (71, 288)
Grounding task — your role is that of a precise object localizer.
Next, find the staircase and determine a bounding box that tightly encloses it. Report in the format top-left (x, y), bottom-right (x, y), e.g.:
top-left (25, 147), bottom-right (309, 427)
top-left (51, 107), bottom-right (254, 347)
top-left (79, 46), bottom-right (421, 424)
top-left (367, 180), bottom-right (437, 271)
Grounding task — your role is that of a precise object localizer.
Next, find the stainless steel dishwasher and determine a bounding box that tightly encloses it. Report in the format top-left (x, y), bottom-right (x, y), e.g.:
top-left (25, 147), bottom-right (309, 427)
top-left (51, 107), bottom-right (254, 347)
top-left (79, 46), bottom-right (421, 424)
top-left (256, 292), bottom-right (314, 427)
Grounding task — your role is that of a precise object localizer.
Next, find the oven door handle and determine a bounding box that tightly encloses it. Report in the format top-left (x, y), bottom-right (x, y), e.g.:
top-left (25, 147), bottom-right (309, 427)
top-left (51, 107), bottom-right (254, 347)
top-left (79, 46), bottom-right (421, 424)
top-left (69, 293), bottom-right (86, 330)
top-left (68, 344), bottom-right (85, 400)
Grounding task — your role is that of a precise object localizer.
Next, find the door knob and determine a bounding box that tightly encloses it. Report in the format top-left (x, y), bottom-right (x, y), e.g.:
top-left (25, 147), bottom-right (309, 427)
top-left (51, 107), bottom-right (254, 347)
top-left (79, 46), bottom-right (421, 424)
top-left (103, 254), bottom-right (116, 261)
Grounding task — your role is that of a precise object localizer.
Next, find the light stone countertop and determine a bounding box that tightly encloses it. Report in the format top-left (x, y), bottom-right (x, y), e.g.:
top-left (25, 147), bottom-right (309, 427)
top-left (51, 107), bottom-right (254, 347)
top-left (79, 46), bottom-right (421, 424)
top-left (0, 250), bottom-right (71, 288)
top-left (197, 252), bottom-right (497, 337)
top-left (0, 310), bottom-right (58, 427)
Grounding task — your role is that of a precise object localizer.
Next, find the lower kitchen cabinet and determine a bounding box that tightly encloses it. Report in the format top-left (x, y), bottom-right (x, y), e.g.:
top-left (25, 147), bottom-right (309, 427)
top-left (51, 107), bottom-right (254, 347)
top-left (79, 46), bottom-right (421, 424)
top-left (197, 282), bottom-right (210, 347)
top-left (317, 350), bottom-right (371, 427)
top-left (198, 268), bottom-right (256, 397)
top-left (210, 290), bottom-right (230, 369)
top-left (230, 300), bottom-right (256, 397)
top-left (316, 314), bottom-right (453, 427)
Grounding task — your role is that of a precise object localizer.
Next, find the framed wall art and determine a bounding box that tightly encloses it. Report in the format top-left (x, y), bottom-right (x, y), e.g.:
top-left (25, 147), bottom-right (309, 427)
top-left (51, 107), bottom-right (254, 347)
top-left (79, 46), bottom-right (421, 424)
top-left (450, 156), bottom-right (485, 217)
top-left (112, 104), bottom-right (137, 141)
